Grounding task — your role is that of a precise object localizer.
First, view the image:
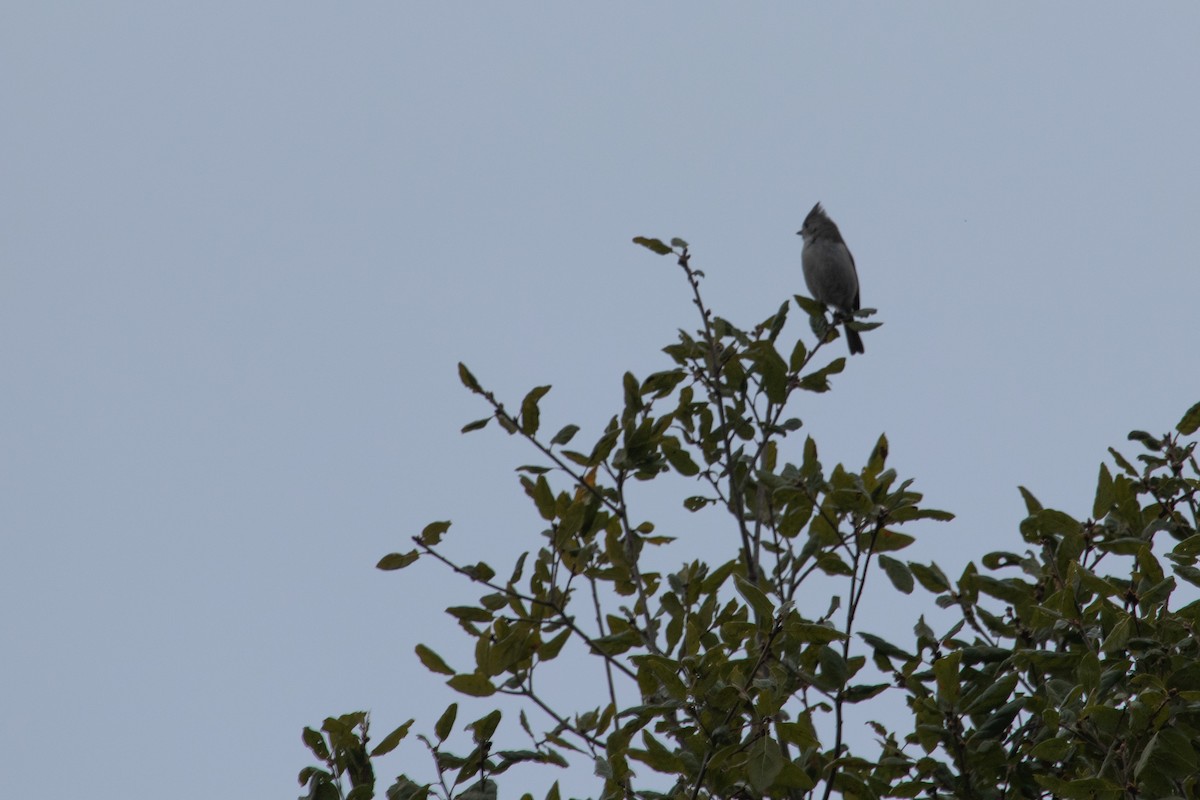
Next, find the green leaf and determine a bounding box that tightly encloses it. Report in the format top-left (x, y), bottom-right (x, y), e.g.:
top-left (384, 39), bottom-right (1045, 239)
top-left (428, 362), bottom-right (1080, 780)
top-left (662, 438), bottom-right (700, 477)
top-left (461, 417), bottom-right (491, 433)
top-left (632, 236), bottom-right (674, 255)
top-left (1029, 736), bottom-right (1071, 762)
top-left (1108, 446), bottom-right (1138, 476)
top-left (1174, 564), bottom-right (1200, 588)
top-left (462, 562), bottom-right (495, 582)
top-left (878, 555), bottom-right (914, 594)
top-left (843, 683), bottom-right (889, 702)
top-left (1017, 486), bottom-right (1043, 514)
top-left (788, 338), bottom-right (808, 372)
top-left (1177, 401), bottom-right (1200, 435)
top-left (415, 644), bottom-right (454, 675)
top-left (872, 531), bottom-right (916, 553)
top-left (378, 550), bottom-right (419, 570)
top-left (641, 369), bottom-right (685, 398)
top-left (520, 385), bottom-right (552, 436)
top-left (798, 357), bottom-right (846, 393)
top-left (420, 520), bottom-right (452, 545)
top-left (1101, 616), bottom-right (1132, 653)
top-left (746, 735), bottom-right (784, 792)
top-left (448, 674), bottom-right (497, 697)
top-left (531, 475), bottom-right (556, 521)
top-left (858, 632), bottom-right (914, 660)
top-left (818, 645), bottom-right (848, 687)
top-left (371, 719), bottom-right (414, 757)
top-left (469, 710), bottom-right (502, 743)
top-left (932, 651), bottom-right (961, 707)
top-left (550, 424), bottom-right (580, 446)
top-left (434, 703), bottom-right (458, 741)
top-left (538, 628), bottom-right (571, 660)
top-left (1135, 728), bottom-right (1198, 780)
top-left (746, 341), bottom-right (789, 404)
top-left (1127, 430), bottom-right (1162, 451)
top-left (458, 362), bottom-right (482, 393)
top-left (1092, 463), bottom-right (1115, 519)
top-left (908, 562), bottom-right (950, 593)
top-left (734, 575), bottom-right (775, 620)
top-left (965, 673), bottom-right (1018, 714)
top-left (972, 697), bottom-right (1024, 740)
top-left (446, 606), bottom-right (493, 623)
top-left (865, 434), bottom-right (889, 477)
top-left (793, 294), bottom-right (825, 317)
top-left (302, 726), bottom-right (330, 760)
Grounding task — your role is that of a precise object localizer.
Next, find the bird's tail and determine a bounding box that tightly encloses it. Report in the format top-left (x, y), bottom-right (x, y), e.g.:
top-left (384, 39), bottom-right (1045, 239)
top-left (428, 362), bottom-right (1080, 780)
top-left (845, 326), bottom-right (865, 355)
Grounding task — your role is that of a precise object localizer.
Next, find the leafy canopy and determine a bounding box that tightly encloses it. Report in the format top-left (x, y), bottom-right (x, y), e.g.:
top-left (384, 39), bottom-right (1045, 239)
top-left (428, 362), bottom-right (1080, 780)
top-left (300, 237), bottom-right (1200, 800)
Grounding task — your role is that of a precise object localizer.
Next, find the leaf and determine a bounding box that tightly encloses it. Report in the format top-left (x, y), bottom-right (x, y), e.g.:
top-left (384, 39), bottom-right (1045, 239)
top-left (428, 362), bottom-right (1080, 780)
top-left (461, 417), bottom-right (491, 433)
top-left (462, 562), bottom-right (495, 582)
top-left (468, 710), bottom-right (502, 743)
top-left (789, 337), bottom-right (808, 372)
top-left (908, 561), bottom-right (950, 593)
top-left (734, 575), bottom-right (775, 620)
top-left (371, 719), bottom-right (414, 757)
top-left (1029, 736), bottom-right (1071, 762)
top-left (858, 632), bottom-right (914, 660)
top-left (531, 475), bottom-right (556, 520)
top-left (793, 294), bottom-right (825, 317)
top-left (550, 424), bottom-right (580, 446)
top-left (932, 651), bottom-right (961, 707)
top-left (458, 362), bottom-right (482, 393)
top-left (446, 606), bottom-right (493, 623)
top-left (302, 727), bottom-right (330, 760)
top-left (1127, 430), bottom-right (1162, 451)
top-left (434, 703), bottom-right (458, 741)
top-left (872, 531), bottom-right (916, 553)
top-left (538, 628), bottom-right (571, 660)
top-left (420, 520), bottom-right (452, 545)
top-left (1135, 728), bottom-right (1198, 780)
top-left (448, 674), bottom-right (497, 697)
top-left (878, 555), bottom-right (914, 594)
top-left (798, 357), bottom-right (846, 393)
top-left (662, 438), bottom-right (700, 477)
top-left (641, 369), bottom-right (685, 398)
top-left (378, 551), bottom-right (419, 570)
top-left (843, 683), bottom-right (889, 703)
top-left (415, 644), bottom-right (454, 675)
top-left (965, 673), bottom-right (1018, 714)
top-left (1174, 564), bottom-right (1200, 588)
top-left (1177, 401), bottom-right (1200, 435)
top-left (520, 385), bottom-right (552, 436)
top-left (746, 736), bottom-right (784, 792)
top-left (632, 236), bottom-right (673, 255)
top-left (818, 645), bottom-right (848, 687)
top-left (1017, 485), bottom-right (1043, 514)
top-left (746, 341), bottom-right (790, 404)
top-left (1101, 616), bottom-right (1132, 653)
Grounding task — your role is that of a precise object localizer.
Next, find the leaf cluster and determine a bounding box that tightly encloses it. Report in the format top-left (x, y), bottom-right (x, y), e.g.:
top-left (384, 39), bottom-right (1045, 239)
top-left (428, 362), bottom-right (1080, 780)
top-left (299, 237), bottom-right (1200, 800)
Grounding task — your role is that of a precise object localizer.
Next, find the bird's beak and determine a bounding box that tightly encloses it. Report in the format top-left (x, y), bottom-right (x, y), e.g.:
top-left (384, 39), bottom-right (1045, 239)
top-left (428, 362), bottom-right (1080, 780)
top-left (795, 229), bottom-right (803, 236)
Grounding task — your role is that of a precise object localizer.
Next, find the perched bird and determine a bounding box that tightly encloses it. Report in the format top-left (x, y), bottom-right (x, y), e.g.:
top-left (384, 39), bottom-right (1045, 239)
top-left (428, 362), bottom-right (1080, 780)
top-left (797, 203), bottom-right (864, 355)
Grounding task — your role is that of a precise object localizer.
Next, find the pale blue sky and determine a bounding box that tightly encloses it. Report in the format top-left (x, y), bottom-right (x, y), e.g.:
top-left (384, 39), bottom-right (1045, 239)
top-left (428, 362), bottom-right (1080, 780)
top-left (3, 5), bottom-right (1199, 798)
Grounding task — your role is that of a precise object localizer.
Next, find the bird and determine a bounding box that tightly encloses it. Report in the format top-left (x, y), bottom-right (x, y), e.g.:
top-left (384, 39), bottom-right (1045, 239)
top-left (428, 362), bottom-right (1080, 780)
top-left (797, 203), bottom-right (864, 355)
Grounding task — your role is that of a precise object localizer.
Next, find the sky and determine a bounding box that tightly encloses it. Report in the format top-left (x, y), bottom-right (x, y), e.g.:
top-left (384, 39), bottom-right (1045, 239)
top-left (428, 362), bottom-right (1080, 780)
top-left (3, 5), bottom-right (1199, 798)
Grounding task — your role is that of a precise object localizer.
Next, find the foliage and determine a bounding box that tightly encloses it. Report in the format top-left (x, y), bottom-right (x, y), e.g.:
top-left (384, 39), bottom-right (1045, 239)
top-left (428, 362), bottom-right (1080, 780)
top-left (299, 238), bottom-right (1200, 799)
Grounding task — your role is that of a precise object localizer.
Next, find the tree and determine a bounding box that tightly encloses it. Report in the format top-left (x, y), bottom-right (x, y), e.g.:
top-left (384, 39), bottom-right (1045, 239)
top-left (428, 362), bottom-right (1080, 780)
top-left (298, 238), bottom-right (1200, 800)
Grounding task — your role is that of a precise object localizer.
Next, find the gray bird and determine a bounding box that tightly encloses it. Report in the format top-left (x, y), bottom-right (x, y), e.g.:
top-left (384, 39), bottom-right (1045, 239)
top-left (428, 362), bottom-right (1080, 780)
top-left (797, 203), bottom-right (864, 355)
